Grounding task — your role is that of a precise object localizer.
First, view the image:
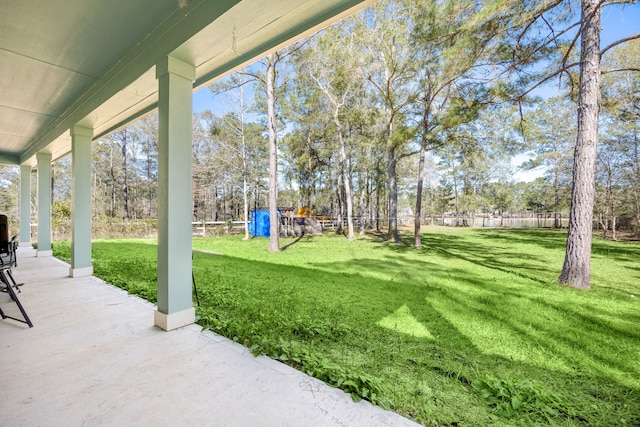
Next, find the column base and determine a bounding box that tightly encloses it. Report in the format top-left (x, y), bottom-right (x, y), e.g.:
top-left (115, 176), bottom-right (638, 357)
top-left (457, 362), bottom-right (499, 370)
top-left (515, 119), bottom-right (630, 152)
top-left (36, 250), bottom-right (53, 257)
top-left (19, 241), bottom-right (32, 248)
top-left (69, 266), bottom-right (93, 278)
top-left (154, 307), bottom-right (195, 331)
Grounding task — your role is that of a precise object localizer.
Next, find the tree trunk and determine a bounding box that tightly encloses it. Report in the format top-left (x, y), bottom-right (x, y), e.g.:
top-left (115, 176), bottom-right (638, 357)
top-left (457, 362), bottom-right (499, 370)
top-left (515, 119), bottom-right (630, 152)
top-left (387, 144), bottom-right (399, 243)
top-left (336, 172), bottom-right (344, 234)
top-left (414, 134), bottom-right (427, 249)
top-left (605, 169), bottom-right (613, 239)
top-left (453, 167), bottom-right (460, 226)
top-left (241, 131), bottom-right (250, 240)
top-left (222, 186), bottom-right (227, 221)
top-left (558, 0), bottom-right (600, 290)
top-left (306, 153), bottom-right (313, 210)
top-left (598, 213), bottom-right (608, 239)
top-left (554, 168), bottom-right (560, 228)
top-left (632, 134), bottom-right (640, 237)
top-left (375, 170), bottom-right (381, 232)
top-left (121, 130), bottom-right (129, 220)
top-left (146, 142), bottom-right (153, 217)
top-left (213, 187), bottom-right (218, 221)
top-left (359, 174), bottom-right (367, 236)
top-left (612, 215), bottom-right (617, 241)
top-left (336, 119), bottom-right (355, 241)
top-left (109, 144), bottom-right (116, 218)
top-left (266, 54), bottom-right (280, 252)
top-left (243, 175), bottom-right (250, 240)
top-left (50, 174), bottom-right (54, 208)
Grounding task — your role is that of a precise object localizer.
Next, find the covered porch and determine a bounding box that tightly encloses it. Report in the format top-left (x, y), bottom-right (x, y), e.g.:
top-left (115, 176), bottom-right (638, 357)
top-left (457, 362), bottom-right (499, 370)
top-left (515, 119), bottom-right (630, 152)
top-left (0, 247), bottom-right (417, 426)
top-left (1, 0), bottom-right (376, 330)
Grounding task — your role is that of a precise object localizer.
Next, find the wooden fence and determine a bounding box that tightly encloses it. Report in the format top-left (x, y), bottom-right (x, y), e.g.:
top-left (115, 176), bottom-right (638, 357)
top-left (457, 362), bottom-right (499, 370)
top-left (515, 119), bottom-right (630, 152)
top-left (192, 220), bottom-right (245, 236)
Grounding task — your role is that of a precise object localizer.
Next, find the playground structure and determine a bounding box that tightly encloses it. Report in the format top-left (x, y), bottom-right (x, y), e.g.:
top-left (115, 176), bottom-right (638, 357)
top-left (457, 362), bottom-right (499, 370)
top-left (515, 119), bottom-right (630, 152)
top-left (224, 206), bottom-right (324, 238)
top-left (276, 207), bottom-right (323, 237)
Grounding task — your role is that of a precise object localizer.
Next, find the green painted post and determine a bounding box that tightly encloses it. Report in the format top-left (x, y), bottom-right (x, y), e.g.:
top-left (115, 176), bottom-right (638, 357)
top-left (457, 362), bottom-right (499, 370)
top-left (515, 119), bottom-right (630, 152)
top-left (69, 125), bottom-right (93, 277)
top-left (19, 165), bottom-right (31, 247)
top-left (36, 152), bottom-right (52, 256)
top-left (154, 56), bottom-right (195, 331)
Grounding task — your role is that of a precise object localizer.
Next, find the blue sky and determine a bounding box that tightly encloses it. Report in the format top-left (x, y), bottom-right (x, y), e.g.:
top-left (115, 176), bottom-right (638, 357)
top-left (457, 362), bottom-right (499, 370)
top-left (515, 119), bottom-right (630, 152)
top-left (601, 3), bottom-right (639, 46)
top-left (194, 3), bottom-right (639, 116)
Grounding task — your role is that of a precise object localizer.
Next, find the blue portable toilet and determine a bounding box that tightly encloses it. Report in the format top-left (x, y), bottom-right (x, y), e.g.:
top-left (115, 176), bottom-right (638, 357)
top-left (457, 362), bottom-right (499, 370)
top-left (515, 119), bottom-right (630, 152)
top-left (249, 210), bottom-right (269, 237)
top-left (249, 210), bottom-right (279, 237)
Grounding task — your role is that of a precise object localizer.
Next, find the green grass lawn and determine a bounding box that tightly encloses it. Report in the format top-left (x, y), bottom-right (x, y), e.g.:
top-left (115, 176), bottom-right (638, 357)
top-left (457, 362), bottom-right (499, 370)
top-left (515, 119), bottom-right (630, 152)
top-left (52, 227), bottom-right (640, 426)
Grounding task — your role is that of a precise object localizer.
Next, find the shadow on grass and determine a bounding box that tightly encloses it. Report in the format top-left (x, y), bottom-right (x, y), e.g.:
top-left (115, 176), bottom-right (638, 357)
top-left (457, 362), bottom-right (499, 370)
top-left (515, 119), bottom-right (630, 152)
top-left (203, 248), bottom-right (634, 363)
top-left (281, 235), bottom-right (305, 251)
top-left (53, 235), bottom-right (640, 425)
top-left (476, 228), bottom-right (640, 265)
top-left (370, 230), bottom-right (559, 285)
top-left (376, 228), bottom-right (640, 298)
top-left (308, 231), bottom-right (640, 387)
top-left (195, 249), bottom-right (639, 424)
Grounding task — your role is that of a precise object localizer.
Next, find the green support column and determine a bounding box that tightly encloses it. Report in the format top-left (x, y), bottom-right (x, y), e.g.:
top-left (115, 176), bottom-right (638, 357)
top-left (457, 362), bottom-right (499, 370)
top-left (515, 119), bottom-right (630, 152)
top-left (36, 152), bottom-right (52, 257)
top-left (154, 56), bottom-right (195, 331)
top-left (69, 125), bottom-right (93, 277)
top-left (19, 165), bottom-right (32, 247)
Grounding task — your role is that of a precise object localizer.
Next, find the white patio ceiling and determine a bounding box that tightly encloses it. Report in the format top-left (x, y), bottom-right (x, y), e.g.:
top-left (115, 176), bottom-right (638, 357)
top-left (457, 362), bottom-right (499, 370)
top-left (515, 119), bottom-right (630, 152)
top-left (0, 0), bottom-right (376, 166)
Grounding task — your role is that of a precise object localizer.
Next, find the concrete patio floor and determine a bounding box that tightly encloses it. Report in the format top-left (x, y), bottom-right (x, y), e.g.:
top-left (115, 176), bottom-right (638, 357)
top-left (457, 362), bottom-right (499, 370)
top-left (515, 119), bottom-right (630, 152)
top-left (1, 247), bottom-right (419, 427)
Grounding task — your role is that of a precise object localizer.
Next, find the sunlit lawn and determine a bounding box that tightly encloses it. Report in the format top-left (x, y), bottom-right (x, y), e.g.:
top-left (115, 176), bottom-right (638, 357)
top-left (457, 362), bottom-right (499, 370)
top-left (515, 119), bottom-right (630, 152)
top-left (53, 226), bottom-right (640, 426)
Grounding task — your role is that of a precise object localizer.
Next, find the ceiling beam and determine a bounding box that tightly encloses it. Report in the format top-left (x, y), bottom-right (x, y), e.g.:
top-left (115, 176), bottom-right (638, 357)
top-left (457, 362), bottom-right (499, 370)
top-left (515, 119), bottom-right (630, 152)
top-left (20, 0), bottom-right (240, 164)
top-left (0, 153), bottom-right (19, 165)
top-left (193, 0), bottom-right (377, 89)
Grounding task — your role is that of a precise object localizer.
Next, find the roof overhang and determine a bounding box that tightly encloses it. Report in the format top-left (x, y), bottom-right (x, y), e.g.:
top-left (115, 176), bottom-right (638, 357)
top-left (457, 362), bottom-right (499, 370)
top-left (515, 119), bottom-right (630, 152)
top-left (0, 0), bottom-right (376, 167)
